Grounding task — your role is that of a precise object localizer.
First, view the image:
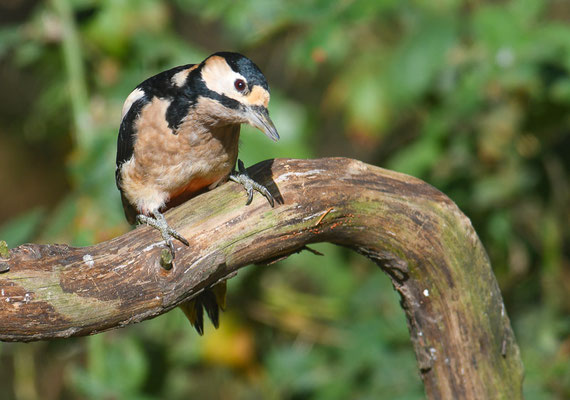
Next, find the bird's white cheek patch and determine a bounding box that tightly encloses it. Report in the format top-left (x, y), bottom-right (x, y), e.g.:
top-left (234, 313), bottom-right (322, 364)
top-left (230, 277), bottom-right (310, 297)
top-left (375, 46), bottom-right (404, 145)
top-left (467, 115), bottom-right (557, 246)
top-left (121, 88), bottom-right (145, 121)
top-left (201, 56), bottom-right (245, 103)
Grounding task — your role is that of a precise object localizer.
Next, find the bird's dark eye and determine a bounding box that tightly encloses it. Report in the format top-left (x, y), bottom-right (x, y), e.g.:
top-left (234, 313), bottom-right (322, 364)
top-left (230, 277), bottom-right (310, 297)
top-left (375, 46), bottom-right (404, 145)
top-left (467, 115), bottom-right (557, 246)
top-left (234, 79), bottom-right (246, 92)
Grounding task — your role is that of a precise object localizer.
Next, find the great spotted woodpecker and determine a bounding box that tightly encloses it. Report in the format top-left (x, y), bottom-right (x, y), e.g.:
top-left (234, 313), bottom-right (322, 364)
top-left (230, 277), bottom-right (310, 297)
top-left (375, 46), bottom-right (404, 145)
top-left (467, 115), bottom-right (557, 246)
top-left (115, 52), bottom-right (279, 334)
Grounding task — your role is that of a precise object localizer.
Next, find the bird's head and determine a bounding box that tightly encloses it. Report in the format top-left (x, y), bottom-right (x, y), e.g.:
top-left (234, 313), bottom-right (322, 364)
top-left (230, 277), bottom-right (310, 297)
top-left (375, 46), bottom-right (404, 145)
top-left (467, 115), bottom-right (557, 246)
top-left (198, 52), bottom-right (279, 141)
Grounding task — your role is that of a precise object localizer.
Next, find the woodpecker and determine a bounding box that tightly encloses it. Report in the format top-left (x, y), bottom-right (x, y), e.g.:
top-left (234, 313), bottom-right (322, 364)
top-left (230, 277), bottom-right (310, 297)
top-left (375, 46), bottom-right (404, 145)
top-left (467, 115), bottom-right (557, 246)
top-left (115, 52), bottom-right (279, 334)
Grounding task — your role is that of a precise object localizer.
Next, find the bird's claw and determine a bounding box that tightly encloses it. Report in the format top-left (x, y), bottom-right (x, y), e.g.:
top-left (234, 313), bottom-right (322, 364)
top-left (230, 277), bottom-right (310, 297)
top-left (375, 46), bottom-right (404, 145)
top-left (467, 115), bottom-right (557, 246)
top-left (136, 212), bottom-right (189, 260)
top-left (163, 224), bottom-right (190, 247)
top-left (229, 159), bottom-right (274, 207)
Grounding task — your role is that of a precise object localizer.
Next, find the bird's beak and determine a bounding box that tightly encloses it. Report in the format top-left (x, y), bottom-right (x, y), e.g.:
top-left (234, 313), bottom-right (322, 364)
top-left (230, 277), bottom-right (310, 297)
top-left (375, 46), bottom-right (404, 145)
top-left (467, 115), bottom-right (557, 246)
top-left (246, 106), bottom-right (280, 142)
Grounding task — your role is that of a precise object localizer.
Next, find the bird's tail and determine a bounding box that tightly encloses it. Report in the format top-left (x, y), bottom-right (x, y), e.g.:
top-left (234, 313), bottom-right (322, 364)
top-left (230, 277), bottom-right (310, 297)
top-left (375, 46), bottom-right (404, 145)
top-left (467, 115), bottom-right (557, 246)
top-left (179, 281), bottom-right (227, 335)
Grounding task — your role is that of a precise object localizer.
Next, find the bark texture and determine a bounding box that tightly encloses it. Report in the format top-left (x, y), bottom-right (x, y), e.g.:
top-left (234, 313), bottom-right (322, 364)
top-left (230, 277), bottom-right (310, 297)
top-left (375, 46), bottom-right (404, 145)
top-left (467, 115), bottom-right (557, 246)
top-left (0, 158), bottom-right (523, 399)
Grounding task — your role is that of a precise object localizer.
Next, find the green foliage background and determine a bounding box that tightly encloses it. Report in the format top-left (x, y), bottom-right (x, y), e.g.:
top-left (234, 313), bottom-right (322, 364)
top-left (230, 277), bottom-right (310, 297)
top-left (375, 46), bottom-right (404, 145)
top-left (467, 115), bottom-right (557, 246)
top-left (0, 0), bottom-right (569, 398)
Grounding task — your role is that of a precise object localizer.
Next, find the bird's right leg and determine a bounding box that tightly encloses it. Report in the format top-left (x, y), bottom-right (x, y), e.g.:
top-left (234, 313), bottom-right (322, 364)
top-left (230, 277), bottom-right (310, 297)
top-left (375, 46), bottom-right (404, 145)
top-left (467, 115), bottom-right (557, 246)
top-left (230, 159), bottom-right (275, 206)
top-left (137, 210), bottom-right (189, 257)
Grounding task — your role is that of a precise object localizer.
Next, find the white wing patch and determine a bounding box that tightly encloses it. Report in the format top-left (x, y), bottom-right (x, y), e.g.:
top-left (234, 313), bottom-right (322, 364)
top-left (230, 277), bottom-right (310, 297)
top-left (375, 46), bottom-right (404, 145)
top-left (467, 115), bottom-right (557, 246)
top-left (121, 88), bottom-right (145, 121)
top-left (171, 66), bottom-right (197, 87)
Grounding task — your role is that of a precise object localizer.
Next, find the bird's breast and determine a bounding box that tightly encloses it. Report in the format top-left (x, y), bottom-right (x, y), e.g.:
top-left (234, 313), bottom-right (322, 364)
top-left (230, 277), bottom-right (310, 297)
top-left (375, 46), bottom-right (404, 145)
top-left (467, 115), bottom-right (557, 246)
top-left (128, 96), bottom-right (240, 199)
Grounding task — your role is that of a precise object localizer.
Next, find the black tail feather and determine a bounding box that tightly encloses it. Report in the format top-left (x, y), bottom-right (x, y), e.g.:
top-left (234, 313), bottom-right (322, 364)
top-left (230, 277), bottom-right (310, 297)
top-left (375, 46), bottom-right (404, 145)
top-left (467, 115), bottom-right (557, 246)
top-left (179, 284), bottom-right (226, 334)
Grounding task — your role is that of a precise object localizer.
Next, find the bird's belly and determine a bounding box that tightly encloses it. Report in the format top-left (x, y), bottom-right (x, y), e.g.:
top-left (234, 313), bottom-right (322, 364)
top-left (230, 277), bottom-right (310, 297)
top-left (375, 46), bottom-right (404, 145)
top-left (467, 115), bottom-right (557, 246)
top-left (163, 158), bottom-right (232, 198)
top-left (121, 122), bottom-right (239, 214)
top-left (165, 172), bottom-right (227, 209)
top-left (169, 175), bottom-right (222, 198)
top-left (140, 144), bottom-right (235, 195)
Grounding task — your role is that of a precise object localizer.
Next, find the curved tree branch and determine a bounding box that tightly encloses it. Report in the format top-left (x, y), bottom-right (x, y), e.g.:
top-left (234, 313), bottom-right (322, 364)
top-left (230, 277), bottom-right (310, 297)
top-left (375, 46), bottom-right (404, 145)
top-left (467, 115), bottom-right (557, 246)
top-left (0, 158), bottom-right (523, 398)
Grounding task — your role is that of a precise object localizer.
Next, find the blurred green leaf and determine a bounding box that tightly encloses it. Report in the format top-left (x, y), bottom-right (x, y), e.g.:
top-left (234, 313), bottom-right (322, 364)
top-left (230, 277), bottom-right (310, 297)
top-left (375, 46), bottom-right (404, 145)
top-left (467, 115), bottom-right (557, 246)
top-left (386, 15), bottom-right (456, 106)
top-left (0, 208), bottom-right (45, 247)
top-left (71, 334), bottom-right (151, 400)
top-left (0, 27), bottom-right (22, 59)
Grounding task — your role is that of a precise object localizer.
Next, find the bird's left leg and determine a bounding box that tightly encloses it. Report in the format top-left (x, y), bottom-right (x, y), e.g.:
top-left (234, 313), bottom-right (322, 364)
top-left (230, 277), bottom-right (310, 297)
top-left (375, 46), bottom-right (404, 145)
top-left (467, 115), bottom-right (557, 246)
top-left (137, 210), bottom-right (189, 257)
top-left (229, 159), bottom-right (274, 206)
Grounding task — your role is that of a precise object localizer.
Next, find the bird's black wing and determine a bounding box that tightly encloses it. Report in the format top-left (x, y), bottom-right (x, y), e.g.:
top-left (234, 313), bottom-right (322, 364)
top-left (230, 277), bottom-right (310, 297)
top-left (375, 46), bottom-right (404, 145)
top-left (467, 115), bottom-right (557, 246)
top-left (115, 92), bottom-right (148, 225)
top-left (116, 97), bottom-right (147, 169)
top-left (115, 64), bottom-right (198, 224)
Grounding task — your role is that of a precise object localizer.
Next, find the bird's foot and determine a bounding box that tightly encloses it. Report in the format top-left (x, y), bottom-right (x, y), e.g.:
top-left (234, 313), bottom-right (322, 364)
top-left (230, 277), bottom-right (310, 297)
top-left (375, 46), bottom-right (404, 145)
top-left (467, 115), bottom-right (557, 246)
top-left (137, 211), bottom-right (189, 258)
top-left (229, 159), bottom-right (274, 207)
